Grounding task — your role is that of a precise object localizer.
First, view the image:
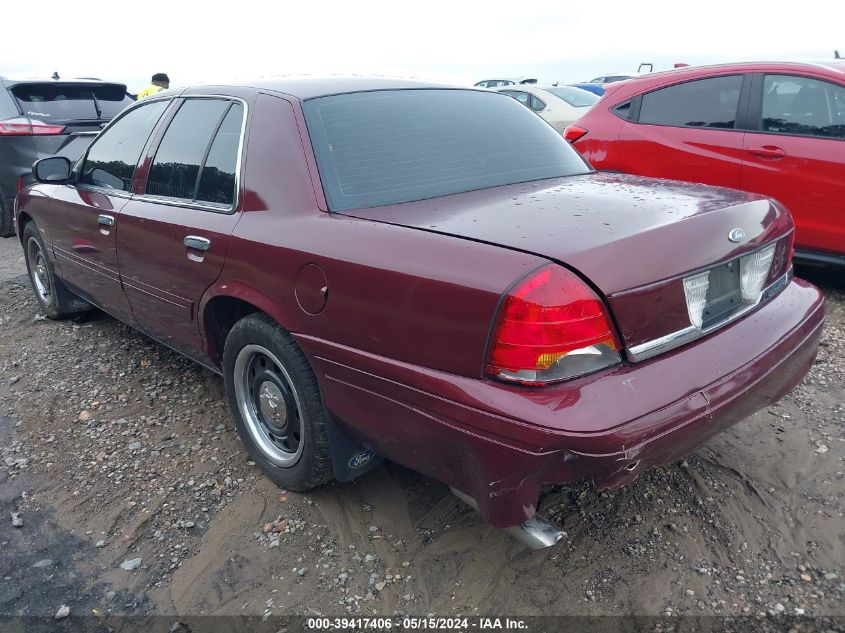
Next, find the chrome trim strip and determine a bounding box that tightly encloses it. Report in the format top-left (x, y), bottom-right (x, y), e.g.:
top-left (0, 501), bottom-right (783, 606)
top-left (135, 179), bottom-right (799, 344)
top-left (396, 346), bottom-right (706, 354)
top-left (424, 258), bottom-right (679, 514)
top-left (628, 268), bottom-right (793, 363)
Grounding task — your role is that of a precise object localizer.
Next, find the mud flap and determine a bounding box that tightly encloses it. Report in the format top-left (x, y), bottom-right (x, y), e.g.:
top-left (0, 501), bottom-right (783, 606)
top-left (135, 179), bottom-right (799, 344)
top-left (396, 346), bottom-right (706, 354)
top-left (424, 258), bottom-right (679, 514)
top-left (325, 416), bottom-right (384, 482)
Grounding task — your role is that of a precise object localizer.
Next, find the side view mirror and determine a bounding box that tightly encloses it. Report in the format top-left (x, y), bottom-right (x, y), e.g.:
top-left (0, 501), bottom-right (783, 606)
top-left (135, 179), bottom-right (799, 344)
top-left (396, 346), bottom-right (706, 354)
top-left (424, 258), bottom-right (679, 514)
top-left (33, 156), bottom-right (72, 183)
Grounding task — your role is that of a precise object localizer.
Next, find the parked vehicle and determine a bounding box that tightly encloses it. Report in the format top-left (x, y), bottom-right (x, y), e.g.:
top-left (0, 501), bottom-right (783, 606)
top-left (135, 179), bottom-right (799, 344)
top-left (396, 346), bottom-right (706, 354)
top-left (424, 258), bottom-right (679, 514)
top-left (566, 61), bottom-right (845, 266)
top-left (475, 78), bottom-right (537, 88)
top-left (492, 84), bottom-right (599, 132)
top-left (16, 79), bottom-right (824, 548)
top-left (586, 73), bottom-right (635, 84)
top-left (0, 76), bottom-right (134, 237)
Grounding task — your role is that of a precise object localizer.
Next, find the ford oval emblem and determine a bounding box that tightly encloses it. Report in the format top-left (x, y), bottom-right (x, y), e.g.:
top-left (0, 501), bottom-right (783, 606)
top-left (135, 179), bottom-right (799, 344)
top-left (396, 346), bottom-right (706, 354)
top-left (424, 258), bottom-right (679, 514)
top-left (728, 228), bottom-right (746, 243)
top-left (348, 449), bottom-right (375, 469)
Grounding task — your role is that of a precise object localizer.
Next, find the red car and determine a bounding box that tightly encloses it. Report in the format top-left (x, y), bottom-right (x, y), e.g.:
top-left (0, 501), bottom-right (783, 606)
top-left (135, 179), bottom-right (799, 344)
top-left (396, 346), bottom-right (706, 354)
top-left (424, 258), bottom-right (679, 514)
top-left (566, 61), bottom-right (845, 266)
top-left (16, 79), bottom-right (823, 548)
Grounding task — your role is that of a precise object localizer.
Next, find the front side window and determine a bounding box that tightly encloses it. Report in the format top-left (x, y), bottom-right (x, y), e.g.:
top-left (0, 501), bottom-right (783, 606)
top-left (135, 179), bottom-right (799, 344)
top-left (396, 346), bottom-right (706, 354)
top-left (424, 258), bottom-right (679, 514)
top-left (145, 99), bottom-right (243, 206)
top-left (303, 89), bottom-right (589, 212)
top-left (638, 75), bottom-right (743, 129)
top-left (761, 75), bottom-right (845, 139)
top-left (79, 99), bottom-right (169, 191)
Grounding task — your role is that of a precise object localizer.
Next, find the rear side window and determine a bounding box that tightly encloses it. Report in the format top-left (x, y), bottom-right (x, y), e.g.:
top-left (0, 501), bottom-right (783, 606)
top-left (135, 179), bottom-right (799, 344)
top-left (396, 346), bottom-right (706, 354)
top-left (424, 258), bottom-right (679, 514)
top-left (761, 75), bottom-right (845, 139)
top-left (146, 99), bottom-right (243, 207)
top-left (639, 75), bottom-right (743, 129)
top-left (502, 90), bottom-right (530, 107)
top-left (79, 99), bottom-right (169, 192)
top-left (303, 89), bottom-right (588, 212)
top-left (10, 83), bottom-right (133, 121)
top-left (529, 95), bottom-right (546, 112)
top-left (196, 103), bottom-right (244, 205)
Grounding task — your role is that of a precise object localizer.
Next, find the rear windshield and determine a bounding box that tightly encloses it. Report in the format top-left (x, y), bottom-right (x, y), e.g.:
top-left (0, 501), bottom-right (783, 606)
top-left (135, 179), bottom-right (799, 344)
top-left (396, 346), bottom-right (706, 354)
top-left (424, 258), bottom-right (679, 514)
top-left (10, 83), bottom-right (133, 121)
top-left (302, 89), bottom-right (589, 212)
top-left (545, 86), bottom-right (599, 107)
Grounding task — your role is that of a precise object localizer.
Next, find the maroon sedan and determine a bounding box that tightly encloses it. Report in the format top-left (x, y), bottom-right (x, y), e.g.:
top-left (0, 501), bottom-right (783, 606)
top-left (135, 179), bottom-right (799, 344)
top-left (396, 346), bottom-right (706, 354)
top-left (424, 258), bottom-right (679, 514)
top-left (15, 79), bottom-right (824, 548)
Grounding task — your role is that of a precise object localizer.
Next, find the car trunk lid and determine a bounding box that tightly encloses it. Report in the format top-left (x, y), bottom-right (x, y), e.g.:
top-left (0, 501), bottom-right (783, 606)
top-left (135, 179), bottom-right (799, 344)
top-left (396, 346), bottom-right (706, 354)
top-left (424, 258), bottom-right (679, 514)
top-left (346, 171), bottom-right (793, 356)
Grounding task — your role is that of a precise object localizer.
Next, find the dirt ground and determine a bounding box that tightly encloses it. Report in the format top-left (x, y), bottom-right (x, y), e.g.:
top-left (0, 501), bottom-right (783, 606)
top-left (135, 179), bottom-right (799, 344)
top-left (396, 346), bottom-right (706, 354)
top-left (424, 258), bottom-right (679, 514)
top-left (1, 233), bottom-right (843, 628)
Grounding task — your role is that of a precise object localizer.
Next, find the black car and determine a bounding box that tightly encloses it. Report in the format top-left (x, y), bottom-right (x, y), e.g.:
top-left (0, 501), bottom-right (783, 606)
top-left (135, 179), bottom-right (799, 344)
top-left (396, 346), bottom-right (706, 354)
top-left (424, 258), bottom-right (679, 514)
top-left (0, 77), bottom-right (134, 236)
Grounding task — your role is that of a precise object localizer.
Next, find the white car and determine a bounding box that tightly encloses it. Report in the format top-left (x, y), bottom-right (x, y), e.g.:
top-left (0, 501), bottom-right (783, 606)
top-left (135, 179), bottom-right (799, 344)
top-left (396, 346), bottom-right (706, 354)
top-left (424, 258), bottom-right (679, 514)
top-left (490, 84), bottom-right (599, 133)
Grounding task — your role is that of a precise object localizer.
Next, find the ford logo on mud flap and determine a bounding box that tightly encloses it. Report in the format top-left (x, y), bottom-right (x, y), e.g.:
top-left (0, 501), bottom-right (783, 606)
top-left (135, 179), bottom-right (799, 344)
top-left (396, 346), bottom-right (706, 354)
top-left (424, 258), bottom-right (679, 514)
top-left (348, 449), bottom-right (375, 469)
top-left (728, 228), bottom-right (746, 243)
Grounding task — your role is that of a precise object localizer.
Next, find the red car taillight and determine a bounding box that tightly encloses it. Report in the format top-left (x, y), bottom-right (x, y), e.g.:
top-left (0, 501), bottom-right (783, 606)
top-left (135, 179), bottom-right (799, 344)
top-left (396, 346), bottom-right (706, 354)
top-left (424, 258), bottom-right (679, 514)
top-left (486, 265), bottom-right (621, 386)
top-left (563, 125), bottom-right (588, 143)
top-left (0, 117), bottom-right (65, 136)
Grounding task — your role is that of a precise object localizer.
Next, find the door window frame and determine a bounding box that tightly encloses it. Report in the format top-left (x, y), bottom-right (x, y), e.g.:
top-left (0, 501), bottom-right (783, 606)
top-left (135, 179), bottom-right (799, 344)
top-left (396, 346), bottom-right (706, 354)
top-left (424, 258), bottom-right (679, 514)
top-left (132, 95), bottom-right (249, 214)
top-left (623, 73), bottom-right (754, 133)
top-left (745, 72), bottom-right (845, 142)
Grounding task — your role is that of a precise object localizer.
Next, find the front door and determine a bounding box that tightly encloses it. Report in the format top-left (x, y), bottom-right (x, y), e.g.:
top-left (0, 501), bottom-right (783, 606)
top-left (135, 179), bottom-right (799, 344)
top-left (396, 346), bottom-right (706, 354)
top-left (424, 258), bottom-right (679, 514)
top-left (741, 73), bottom-right (845, 256)
top-left (45, 99), bottom-right (170, 319)
top-left (116, 97), bottom-right (245, 359)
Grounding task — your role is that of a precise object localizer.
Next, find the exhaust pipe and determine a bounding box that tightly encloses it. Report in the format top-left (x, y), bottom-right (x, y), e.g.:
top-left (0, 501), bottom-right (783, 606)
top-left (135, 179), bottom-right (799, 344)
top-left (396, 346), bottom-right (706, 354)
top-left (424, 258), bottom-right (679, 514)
top-left (450, 487), bottom-right (565, 550)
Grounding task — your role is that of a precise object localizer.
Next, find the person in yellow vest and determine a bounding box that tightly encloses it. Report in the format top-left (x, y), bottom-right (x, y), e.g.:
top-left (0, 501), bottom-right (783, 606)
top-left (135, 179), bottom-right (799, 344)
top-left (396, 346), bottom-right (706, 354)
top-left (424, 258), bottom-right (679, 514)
top-left (137, 73), bottom-right (170, 99)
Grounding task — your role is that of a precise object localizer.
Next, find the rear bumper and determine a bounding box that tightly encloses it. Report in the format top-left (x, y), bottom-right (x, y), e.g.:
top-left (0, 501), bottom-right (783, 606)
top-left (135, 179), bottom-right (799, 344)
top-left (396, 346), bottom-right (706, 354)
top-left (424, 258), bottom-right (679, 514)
top-left (299, 278), bottom-right (824, 528)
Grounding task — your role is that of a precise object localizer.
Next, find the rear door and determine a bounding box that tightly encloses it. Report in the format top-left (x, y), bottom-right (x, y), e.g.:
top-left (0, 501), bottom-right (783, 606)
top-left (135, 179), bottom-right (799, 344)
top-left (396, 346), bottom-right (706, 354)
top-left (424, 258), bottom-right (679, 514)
top-left (741, 73), bottom-right (845, 255)
top-left (44, 98), bottom-right (171, 318)
top-left (116, 96), bottom-right (246, 358)
top-left (617, 74), bottom-right (748, 188)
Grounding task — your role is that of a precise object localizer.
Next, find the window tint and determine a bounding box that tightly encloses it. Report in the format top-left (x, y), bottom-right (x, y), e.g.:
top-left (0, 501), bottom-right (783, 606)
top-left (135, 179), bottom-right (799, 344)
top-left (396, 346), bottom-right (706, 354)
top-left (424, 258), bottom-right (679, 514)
top-left (11, 83), bottom-right (133, 121)
top-left (761, 75), bottom-right (845, 139)
top-left (529, 95), bottom-right (546, 112)
top-left (302, 89), bottom-right (588, 212)
top-left (196, 103), bottom-right (244, 205)
top-left (545, 86), bottom-right (599, 107)
top-left (146, 99), bottom-right (230, 200)
top-left (639, 75), bottom-right (743, 129)
top-left (79, 99), bottom-right (169, 191)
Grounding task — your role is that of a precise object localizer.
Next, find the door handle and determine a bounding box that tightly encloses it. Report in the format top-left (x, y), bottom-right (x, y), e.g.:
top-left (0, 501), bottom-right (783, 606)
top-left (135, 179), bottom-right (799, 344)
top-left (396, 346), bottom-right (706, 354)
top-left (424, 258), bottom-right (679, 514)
top-left (97, 214), bottom-right (115, 227)
top-left (184, 235), bottom-right (211, 251)
top-left (746, 146), bottom-right (786, 159)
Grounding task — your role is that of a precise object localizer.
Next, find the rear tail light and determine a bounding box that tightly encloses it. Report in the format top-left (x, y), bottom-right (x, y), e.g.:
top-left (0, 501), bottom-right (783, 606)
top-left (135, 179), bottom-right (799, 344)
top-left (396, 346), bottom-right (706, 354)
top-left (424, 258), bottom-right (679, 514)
top-left (0, 117), bottom-right (65, 136)
top-left (17, 175), bottom-right (24, 193)
top-left (486, 265), bottom-right (621, 385)
top-left (563, 125), bottom-right (588, 142)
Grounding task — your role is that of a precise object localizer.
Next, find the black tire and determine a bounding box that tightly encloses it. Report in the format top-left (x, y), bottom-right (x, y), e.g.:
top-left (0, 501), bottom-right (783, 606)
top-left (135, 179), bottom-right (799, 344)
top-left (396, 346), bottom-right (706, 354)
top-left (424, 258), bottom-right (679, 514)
top-left (21, 222), bottom-right (89, 319)
top-left (222, 313), bottom-right (334, 491)
top-left (0, 190), bottom-right (14, 238)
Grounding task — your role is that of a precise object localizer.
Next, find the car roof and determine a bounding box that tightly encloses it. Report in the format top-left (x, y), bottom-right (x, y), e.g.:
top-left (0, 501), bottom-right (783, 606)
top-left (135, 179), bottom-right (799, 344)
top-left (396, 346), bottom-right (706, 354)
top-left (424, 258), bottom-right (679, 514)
top-left (195, 76), bottom-right (463, 100)
top-left (624, 60), bottom-right (845, 85)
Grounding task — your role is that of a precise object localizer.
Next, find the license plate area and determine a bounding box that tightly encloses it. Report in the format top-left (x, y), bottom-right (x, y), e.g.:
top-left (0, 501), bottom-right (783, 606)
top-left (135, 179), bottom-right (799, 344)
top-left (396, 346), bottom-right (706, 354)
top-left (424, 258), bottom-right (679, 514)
top-left (700, 259), bottom-right (742, 329)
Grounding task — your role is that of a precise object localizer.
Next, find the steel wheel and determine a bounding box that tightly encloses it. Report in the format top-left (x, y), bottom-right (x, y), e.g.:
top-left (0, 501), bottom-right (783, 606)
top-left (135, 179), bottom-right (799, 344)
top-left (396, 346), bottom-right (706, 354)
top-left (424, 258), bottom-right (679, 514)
top-left (233, 344), bottom-right (304, 467)
top-left (26, 236), bottom-right (52, 304)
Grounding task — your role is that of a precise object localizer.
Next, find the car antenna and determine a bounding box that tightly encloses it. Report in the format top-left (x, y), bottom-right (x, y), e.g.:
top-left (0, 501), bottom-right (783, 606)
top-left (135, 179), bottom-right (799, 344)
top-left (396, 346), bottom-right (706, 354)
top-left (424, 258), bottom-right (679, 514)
top-left (51, 71), bottom-right (60, 80)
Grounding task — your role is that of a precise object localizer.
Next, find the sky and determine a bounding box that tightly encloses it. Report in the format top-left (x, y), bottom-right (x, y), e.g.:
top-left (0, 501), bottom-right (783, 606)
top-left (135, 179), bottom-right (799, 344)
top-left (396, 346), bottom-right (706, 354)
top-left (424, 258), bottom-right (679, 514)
top-left (1, 0), bottom-right (843, 93)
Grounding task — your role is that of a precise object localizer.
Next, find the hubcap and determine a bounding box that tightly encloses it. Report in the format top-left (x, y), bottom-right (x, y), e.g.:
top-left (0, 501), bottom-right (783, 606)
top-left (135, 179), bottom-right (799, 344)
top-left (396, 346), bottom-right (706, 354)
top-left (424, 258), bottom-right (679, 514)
top-left (27, 237), bottom-right (51, 304)
top-left (233, 344), bottom-right (303, 467)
